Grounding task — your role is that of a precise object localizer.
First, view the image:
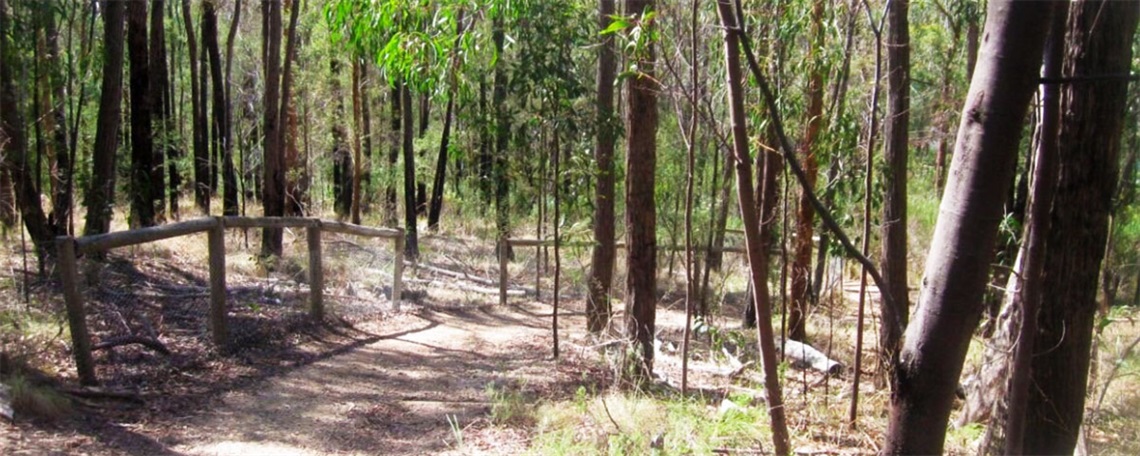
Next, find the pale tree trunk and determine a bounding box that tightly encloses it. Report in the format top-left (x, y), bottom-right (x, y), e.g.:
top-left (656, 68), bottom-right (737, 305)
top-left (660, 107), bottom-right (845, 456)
top-left (84, 0), bottom-right (126, 236)
top-left (882, 2), bottom-right (1054, 454)
top-left (1022, 2), bottom-right (1139, 453)
top-left (715, 2), bottom-right (790, 454)
top-left (587, 0), bottom-right (617, 333)
top-left (880, 0), bottom-right (910, 378)
top-left (788, 0), bottom-right (825, 342)
top-left (624, 0), bottom-right (658, 379)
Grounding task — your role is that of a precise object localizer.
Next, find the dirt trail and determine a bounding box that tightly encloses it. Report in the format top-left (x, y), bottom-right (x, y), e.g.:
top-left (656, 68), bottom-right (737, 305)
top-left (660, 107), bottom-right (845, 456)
top-left (166, 302), bottom-right (578, 456)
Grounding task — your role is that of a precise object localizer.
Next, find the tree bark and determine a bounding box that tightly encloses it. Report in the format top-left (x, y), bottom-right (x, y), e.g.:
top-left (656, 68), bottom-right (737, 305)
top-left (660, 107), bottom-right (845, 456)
top-left (1022, 2), bottom-right (1140, 453)
top-left (224, 0), bottom-right (241, 217)
top-left (350, 57), bottom-right (363, 224)
top-left (148, 0), bottom-right (168, 221)
top-left (402, 84), bottom-right (418, 259)
top-left (83, 0), bottom-right (126, 236)
top-left (880, 0), bottom-right (910, 380)
top-left (260, 0), bottom-right (283, 257)
top-left (587, 0), bottom-right (617, 333)
top-left (623, 0), bottom-right (658, 379)
top-left (182, 0), bottom-right (208, 213)
top-left (427, 12), bottom-right (465, 231)
top-left (127, 0), bottom-right (155, 228)
top-left (387, 83), bottom-right (400, 224)
top-left (202, 0), bottom-right (235, 216)
top-left (788, 0), bottom-right (826, 342)
top-left (715, 2), bottom-right (790, 454)
top-left (882, 2), bottom-right (1054, 454)
top-left (45, 8), bottom-right (73, 233)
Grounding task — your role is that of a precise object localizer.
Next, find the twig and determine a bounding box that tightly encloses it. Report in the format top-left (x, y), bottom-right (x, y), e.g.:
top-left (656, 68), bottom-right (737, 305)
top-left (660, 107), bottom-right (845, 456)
top-left (600, 396), bottom-right (623, 434)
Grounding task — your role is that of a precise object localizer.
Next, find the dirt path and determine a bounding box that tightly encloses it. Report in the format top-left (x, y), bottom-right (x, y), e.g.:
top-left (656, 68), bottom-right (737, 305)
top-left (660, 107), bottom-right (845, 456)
top-left (159, 302), bottom-right (583, 456)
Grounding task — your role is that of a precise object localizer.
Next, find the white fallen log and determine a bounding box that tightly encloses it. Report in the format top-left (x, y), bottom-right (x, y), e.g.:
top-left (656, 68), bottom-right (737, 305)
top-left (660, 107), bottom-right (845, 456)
top-left (783, 340), bottom-right (845, 376)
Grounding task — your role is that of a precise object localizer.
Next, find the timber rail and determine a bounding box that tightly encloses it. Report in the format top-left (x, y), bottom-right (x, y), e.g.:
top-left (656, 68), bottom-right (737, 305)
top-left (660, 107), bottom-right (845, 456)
top-left (57, 216), bottom-right (404, 386)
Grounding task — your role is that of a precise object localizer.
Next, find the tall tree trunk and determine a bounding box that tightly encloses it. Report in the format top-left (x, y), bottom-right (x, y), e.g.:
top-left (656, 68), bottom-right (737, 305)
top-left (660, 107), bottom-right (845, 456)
top-left (148, 0), bottom-right (168, 221)
top-left (587, 0), bottom-right (618, 333)
top-left (623, 0), bottom-right (658, 379)
top-left (402, 84), bottom-right (418, 259)
top-left (995, 5), bottom-right (1068, 454)
top-left (788, 0), bottom-right (826, 342)
top-left (182, 0), bottom-right (208, 212)
top-left (224, 0), bottom-right (241, 216)
top-left (715, 2), bottom-right (790, 453)
top-left (881, 2), bottom-right (1054, 454)
top-left (127, 0), bottom-right (155, 227)
top-left (0, 0), bottom-right (55, 253)
top-left (44, 8), bottom-right (73, 234)
top-left (879, 0), bottom-right (910, 380)
top-left (360, 62), bottom-right (372, 214)
top-left (260, 0), bottom-right (283, 257)
top-left (1022, 2), bottom-right (1139, 453)
top-left (427, 12), bottom-right (465, 231)
top-left (202, 0), bottom-right (235, 216)
top-left (350, 57), bottom-right (363, 224)
top-left (492, 12), bottom-right (511, 258)
top-left (83, 0), bottom-right (126, 236)
top-left (386, 83), bottom-right (400, 224)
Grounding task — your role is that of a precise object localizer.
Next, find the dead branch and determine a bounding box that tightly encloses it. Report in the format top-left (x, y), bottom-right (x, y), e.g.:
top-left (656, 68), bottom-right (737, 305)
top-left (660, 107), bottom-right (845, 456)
top-left (92, 335), bottom-right (171, 356)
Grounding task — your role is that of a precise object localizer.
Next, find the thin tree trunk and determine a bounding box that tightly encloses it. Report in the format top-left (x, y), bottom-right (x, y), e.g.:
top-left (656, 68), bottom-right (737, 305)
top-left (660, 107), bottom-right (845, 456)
top-left (788, 0), bottom-right (826, 342)
top-left (428, 12), bottom-right (465, 230)
top-left (260, 0), bottom-right (283, 257)
top-left (148, 0), bottom-right (168, 221)
top-left (1023, 2), bottom-right (1139, 453)
top-left (224, 0), bottom-right (241, 215)
top-left (127, 0), bottom-right (155, 227)
top-left (880, 0), bottom-right (911, 381)
top-left (45, 8), bottom-right (73, 233)
top-left (999, 5), bottom-right (1067, 453)
top-left (716, 2), bottom-right (790, 454)
top-left (402, 84), bottom-right (418, 259)
top-left (587, 0), bottom-right (618, 333)
top-left (351, 57), bottom-right (363, 224)
top-left (387, 83), bottom-right (400, 224)
top-left (84, 0), bottom-right (126, 236)
top-left (623, 0), bottom-right (658, 380)
top-left (203, 0), bottom-right (235, 216)
top-left (882, 2), bottom-right (1054, 454)
top-left (182, 0), bottom-right (208, 212)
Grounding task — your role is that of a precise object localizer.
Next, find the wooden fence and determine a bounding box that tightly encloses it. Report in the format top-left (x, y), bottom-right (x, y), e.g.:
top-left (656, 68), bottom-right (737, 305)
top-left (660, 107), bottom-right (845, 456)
top-left (58, 216), bottom-right (404, 386)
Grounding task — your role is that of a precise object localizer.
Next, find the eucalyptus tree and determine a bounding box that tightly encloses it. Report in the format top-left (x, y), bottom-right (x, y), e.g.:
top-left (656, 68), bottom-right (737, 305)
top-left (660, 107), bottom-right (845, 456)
top-left (84, 0), bottom-right (125, 236)
top-left (587, 0), bottom-right (618, 334)
top-left (882, 2), bottom-right (1054, 453)
top-left (182, 0), bottom-right (209, 213)
top-left (150, 0), bottom-right (171, 220)
top-left (623, 0), bottom-right (660, 380)
top-left (879, 0), bottom-right (910, 380)
top-left (126, 0), bottom-right (156, 227)
top-left (788, 0), bottom-right (827, 342)
top-left (203, 0), bottom-right (237, 216)
top-left (1023, 2), bottom-right (1139, 453)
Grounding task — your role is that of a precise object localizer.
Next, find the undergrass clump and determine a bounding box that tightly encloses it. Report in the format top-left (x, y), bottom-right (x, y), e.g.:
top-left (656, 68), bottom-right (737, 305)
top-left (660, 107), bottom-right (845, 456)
top-left (529, 390), bottom-right (769, 455)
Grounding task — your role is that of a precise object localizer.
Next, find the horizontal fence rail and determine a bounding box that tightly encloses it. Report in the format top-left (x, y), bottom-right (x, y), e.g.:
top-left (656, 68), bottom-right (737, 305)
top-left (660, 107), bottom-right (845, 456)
top-left (57, 216), bottom-right (404, 386)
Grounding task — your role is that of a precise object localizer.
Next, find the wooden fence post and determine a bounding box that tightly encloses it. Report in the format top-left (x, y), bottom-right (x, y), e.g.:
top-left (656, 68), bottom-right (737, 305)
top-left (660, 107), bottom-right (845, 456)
top-left (499, 238), bottom-right (509, 306)
top-left (308, 222), bottom-right (324, 319)
top-left (392, 229), bottom-right (404, 310)
top-left (58, 236), bottom-right (97, 386)
top-left (208, 217), bottom-right (227, 347)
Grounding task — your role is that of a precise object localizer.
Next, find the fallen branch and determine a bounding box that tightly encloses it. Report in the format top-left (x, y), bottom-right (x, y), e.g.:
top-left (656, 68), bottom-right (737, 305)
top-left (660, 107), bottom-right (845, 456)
top-left (418, 262), bottom-right (498, 287)
top-left (92, 335), bottom-right (171, 356)
top-left (783, 339), bottom-right (845, 376)
top-left (63, 386), bottom-right (144, 404)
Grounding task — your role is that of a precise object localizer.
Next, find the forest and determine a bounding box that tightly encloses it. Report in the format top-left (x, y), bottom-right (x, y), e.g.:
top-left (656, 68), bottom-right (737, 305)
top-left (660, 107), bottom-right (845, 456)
top-left (2, 0), bottom-right (1140, 454)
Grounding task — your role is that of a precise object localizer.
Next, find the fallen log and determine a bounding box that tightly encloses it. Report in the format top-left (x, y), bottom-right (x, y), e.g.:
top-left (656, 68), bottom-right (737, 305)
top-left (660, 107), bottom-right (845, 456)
top-left (63, 386), bottom-right (144, 404)
top-left (92, 335), bottom-right (171, 356)
top-left (783, 340), bottom-right (844, 376)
